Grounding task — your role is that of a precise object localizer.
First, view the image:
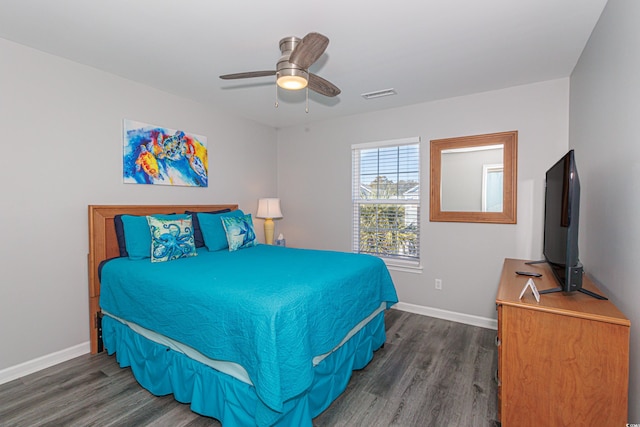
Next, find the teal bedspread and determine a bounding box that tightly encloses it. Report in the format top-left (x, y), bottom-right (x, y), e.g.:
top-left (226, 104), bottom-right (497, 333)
top-left (100, 245), bottom-right (397, 418)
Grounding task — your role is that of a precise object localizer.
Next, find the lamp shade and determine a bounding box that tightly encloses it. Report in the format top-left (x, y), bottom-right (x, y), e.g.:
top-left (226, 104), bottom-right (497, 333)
top-left (256, 198), bottom-right (283, 219)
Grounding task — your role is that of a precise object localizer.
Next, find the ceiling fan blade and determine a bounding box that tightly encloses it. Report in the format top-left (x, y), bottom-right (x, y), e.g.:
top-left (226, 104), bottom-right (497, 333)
top-left (219, 70), bottom-right (276, 80)
top-left (308, 73), bottom-right (341, 97)
top-left (289, 32), bottom-right (329, 69)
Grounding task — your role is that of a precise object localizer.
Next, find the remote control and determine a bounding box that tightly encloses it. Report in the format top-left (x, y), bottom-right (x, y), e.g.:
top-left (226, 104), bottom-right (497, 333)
top-left (516, 271), bottom-right (542, 277)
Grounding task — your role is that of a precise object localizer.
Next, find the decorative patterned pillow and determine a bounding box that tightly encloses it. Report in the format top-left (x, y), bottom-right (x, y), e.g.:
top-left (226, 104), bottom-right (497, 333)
top-left (119, 213), bottom-right (180, 259)
top-left (221, 213), bottom-right (257, 251)
top-left (146, 215), bottom-right (197, 262)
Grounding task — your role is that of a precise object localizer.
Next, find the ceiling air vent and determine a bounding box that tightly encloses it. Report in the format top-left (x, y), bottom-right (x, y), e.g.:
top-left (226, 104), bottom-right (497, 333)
top-left (361, 88), bottom-right (397, 100)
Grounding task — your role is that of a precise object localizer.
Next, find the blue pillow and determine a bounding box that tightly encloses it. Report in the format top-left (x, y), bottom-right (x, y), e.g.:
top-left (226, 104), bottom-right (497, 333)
top-left (185, 208), bottom-right (231, 248)
top-left (198, 209), bottom-right (244, 251)
top-left (114, 215), bottom-right (128, 257)
top-left (120, 213), bottom-right (187, 259)
top-left (147, 216), bottom-right (197, 263)
top-left (221, 213), bottom-right (257, 251)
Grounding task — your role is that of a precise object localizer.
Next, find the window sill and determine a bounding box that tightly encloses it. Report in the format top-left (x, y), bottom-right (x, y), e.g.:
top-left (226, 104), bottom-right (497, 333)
top-left (382, 259), bottom-right (423, 274)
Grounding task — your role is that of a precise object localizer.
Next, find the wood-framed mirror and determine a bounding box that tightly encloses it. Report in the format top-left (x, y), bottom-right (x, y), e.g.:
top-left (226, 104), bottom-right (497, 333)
top-left (430, 131), bottom-right (517, 223)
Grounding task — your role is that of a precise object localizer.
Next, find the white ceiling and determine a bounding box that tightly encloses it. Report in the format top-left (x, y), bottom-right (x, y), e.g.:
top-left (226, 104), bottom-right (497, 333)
top-left (0, 0), bottom-right (607, 129)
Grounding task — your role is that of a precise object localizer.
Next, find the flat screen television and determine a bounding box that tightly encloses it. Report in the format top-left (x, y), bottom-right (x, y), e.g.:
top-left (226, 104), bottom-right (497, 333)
top-left (535, 149), bottom-right (606, 300)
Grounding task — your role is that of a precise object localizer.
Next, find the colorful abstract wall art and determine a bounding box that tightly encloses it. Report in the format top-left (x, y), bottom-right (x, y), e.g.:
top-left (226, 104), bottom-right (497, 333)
top-left (123, 119), bottom-right (208, 187)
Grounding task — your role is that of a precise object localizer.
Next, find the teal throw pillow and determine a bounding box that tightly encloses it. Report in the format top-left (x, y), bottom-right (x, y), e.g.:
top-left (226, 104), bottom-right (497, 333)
top-left (221, 213), bottom-right (257, 251)
top-left (121, 213), bottom-right (185, 259)
top-left (146, 215), bottom-right (197, 263)
top-left (198, 209), bottom-right (244, 251)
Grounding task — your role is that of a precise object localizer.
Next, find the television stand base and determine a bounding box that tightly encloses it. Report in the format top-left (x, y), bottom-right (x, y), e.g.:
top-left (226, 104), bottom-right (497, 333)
top-left (538, 286), bottom-right (608, 300)
top-left (578, 287), bottom-right (608, 300)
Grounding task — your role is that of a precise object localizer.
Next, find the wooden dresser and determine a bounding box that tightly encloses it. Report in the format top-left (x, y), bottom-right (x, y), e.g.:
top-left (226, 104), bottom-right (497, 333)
top-left (496, 258), bottom-right (629, 426)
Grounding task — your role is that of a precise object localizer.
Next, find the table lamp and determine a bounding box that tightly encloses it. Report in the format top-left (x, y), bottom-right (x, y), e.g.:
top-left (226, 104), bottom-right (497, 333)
top-left (256, 198), bottom-right (283, 245)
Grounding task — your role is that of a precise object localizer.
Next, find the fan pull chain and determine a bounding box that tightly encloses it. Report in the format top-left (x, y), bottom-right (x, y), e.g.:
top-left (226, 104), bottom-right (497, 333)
top-left (305, 86), bottom-right (309, 113)
top-left (274, 84), bottom-right (279, 108)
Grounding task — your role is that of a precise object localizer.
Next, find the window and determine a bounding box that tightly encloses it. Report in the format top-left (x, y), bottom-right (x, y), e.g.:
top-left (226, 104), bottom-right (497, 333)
top-left (352, 137), bottom-right (420, 265)
top-left (482, 164), bottom-right (504, 212)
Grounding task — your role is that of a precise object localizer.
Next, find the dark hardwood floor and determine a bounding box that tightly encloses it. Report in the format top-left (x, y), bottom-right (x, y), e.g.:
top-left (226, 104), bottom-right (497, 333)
top-left (0, 310), bottom-right (499, 426)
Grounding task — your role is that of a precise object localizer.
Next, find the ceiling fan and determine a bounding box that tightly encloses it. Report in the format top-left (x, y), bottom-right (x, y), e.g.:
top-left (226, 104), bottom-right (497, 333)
top-left (219, 32), bottom-right (341, 98)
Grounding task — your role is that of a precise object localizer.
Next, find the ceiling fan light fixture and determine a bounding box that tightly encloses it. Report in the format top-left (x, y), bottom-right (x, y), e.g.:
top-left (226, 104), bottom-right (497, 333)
top-left (220, 32), bottom-right (339, 97)
top-left (277, 69), bottom-right (308, 90)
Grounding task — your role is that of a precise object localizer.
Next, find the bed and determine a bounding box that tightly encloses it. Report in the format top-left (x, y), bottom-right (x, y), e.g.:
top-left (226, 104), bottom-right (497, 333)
top-left (88, 204), bottom-right (398, 426)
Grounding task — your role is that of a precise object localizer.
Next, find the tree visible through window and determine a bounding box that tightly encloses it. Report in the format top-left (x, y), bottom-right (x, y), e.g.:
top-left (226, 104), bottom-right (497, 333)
top-left (352, 138), bottom-right (420, 263)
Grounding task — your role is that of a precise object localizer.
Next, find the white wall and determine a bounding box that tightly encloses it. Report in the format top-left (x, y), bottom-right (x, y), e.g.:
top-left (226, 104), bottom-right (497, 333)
top-left (277, 78), bottom-right (570, 321)
top-left (0, 38), bottom-right (277, 371)
top-left (570, 0), bottom-right (640, 420)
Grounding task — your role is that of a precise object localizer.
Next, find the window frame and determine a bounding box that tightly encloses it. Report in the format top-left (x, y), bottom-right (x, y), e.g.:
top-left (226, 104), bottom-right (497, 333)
top-left (482, 163), bottom-right (504, 212)
top-left (352, 137), bottom-right (421, 270)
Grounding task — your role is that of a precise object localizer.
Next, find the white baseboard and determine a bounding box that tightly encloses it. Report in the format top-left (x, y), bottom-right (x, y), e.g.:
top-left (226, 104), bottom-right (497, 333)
top-left (393, 302), bottom-right (497, 330)
top-left (0, 342), bottom-right (90, 385)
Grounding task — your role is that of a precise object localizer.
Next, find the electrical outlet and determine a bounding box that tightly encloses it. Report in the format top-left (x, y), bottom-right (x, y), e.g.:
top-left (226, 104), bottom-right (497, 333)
top-left (435, 279), bottom-right (442, 290)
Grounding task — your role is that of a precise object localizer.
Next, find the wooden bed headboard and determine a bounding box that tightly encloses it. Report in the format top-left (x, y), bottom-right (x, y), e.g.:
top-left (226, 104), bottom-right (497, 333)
top-left (87, 204), bottom-right (238, 354)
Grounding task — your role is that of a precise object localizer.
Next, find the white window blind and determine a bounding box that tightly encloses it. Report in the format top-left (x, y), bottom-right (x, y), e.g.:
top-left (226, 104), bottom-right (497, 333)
top-left (352, 137), bottom-right (420, 264)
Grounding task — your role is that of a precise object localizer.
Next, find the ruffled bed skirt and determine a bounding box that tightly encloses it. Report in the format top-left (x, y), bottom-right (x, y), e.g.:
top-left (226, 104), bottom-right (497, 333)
top-left (102, 311), bottom-right (386, 426)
